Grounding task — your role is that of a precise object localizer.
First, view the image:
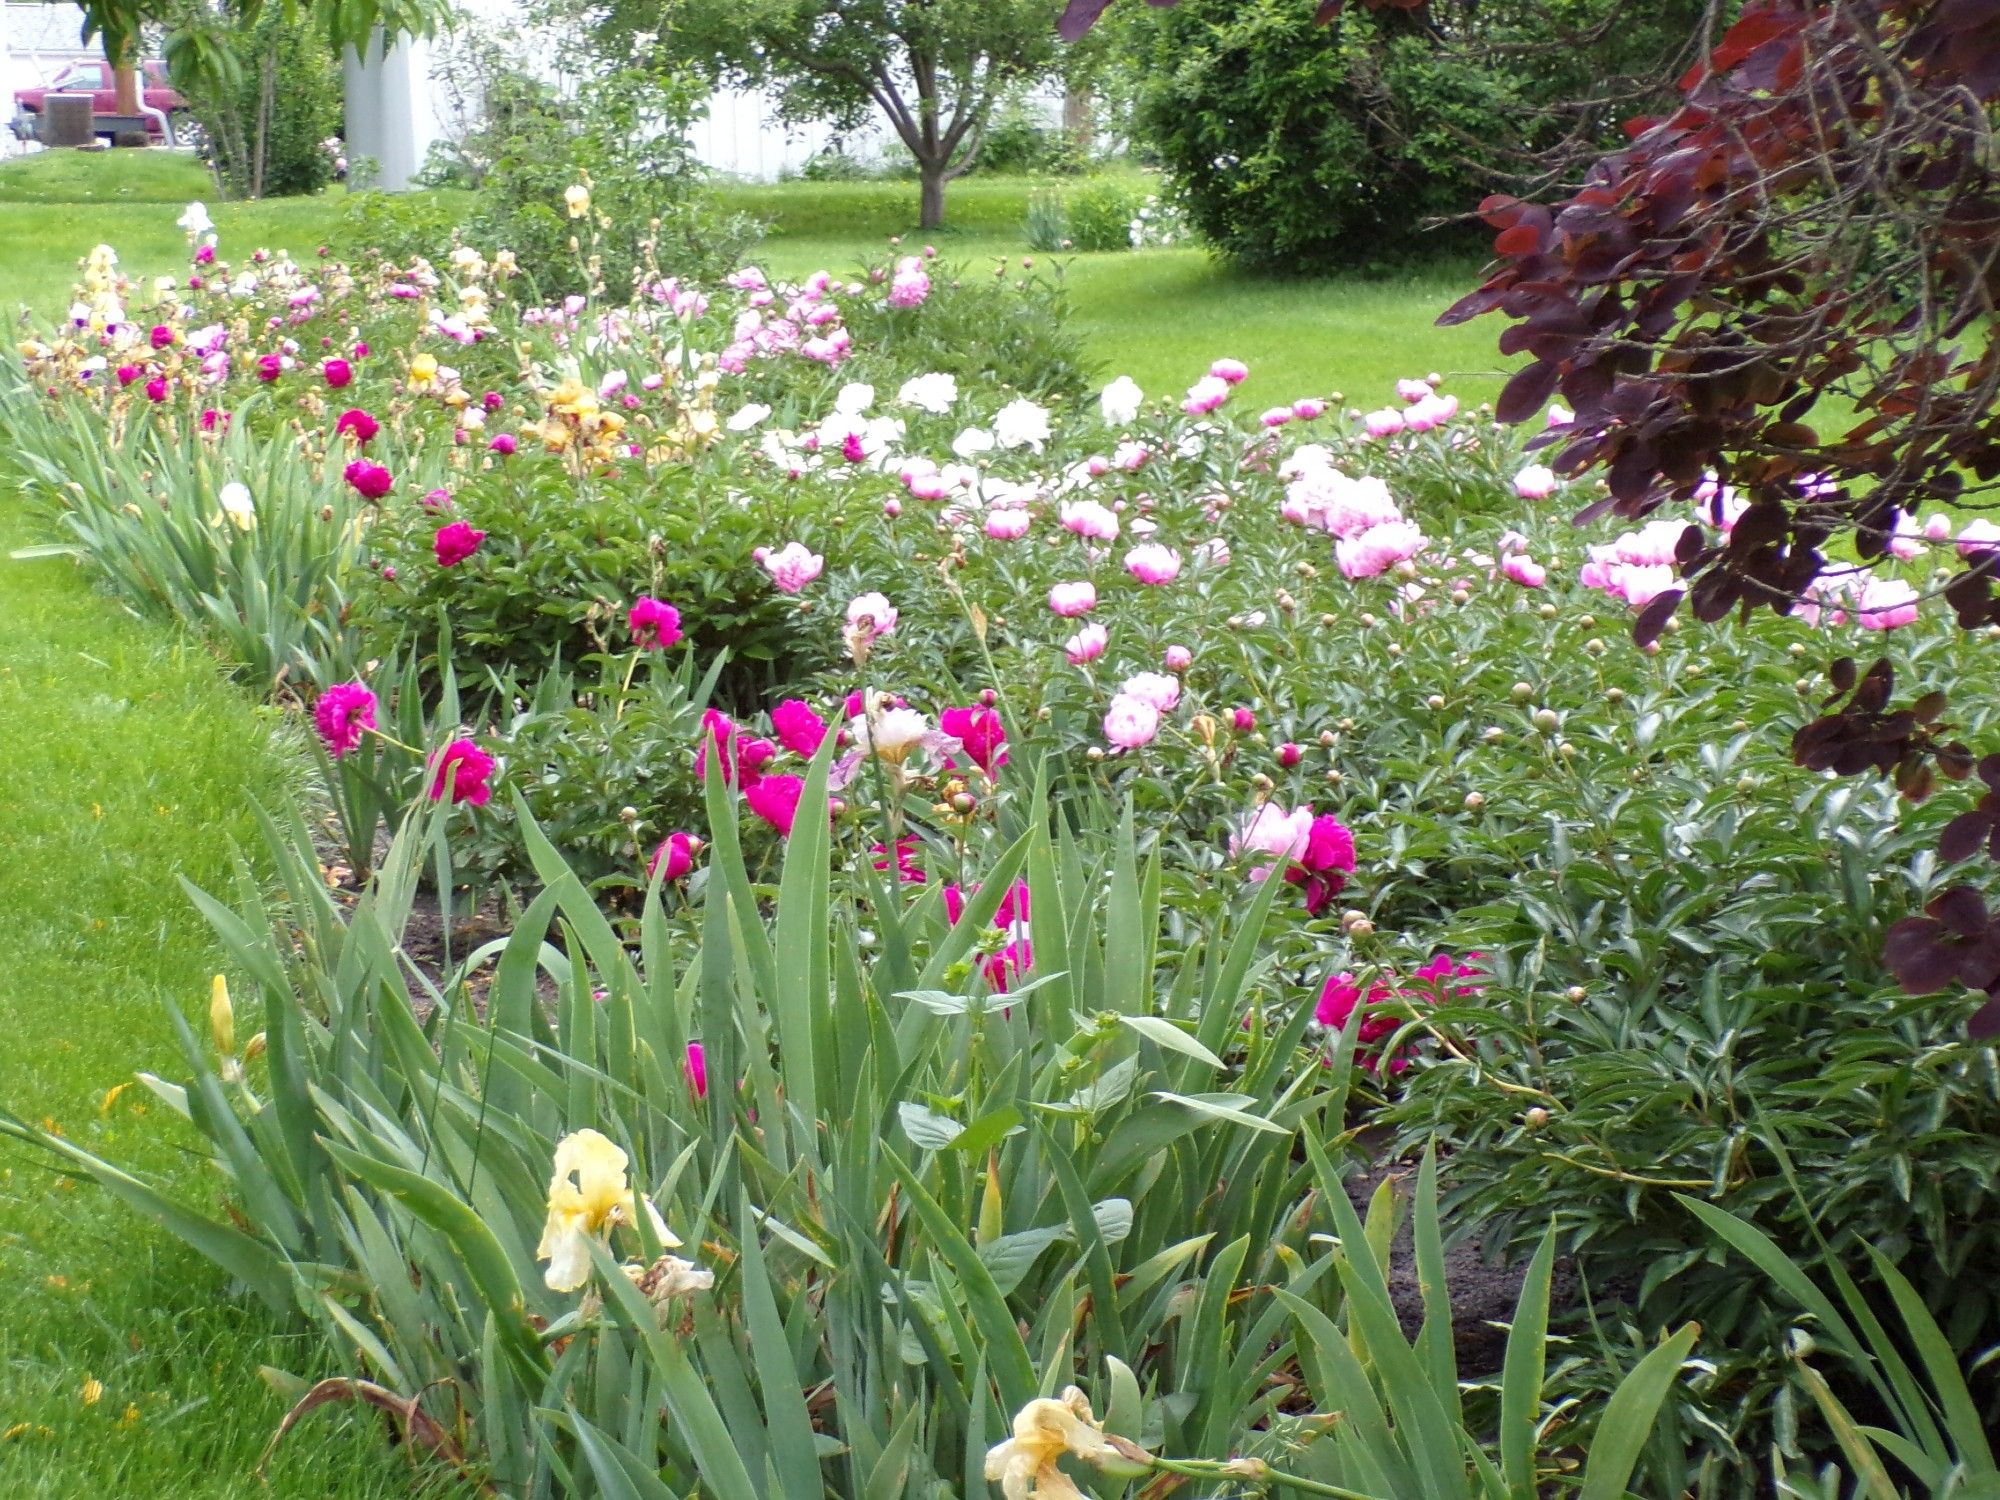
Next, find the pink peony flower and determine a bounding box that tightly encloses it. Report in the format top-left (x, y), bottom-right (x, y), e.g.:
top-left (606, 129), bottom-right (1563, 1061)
top-left (1956, 519), bottom-right (2000, 559)
top-left (345, 460), bottom-right (394, 500)
top-left (1209, 358), bottom-right (1249, 385)
top-left (1292, 397), bottom-right (1328, 421)
top-left (427, 738), bottom-right (495, 806)
top-left (1514, 464), bottom-right (1557, 500)
top-left (323, 357), bottom-right (353, 388)
top-left (845, 592), bottom-right (898, 640)
top-left (1182, 375), bottom-right (1230, 415)
top-left (1232, 803), bottom-right (1313, 873)
top-left (433, 520), bottom-right (485, 566)
top-left (1048, 581), bottom-right (1098, 617)
top-left (627, 596), bottom-right (683, 650)
top-left (745, 774), bottom-right (805, 835)
top-left (313, 681), bottom-right (377, 758)
top-left (1396, 378), bottom-right (1433, 403)
top-left (762, 541), bottom-right (825, 593)
top-left (1501, 554), bottom-right (1547, 588)
top-left (1103, 694), bottom-right (1161, 750)
top-left (1923, 513), bottom-right (1954, 542)
top-left (1545, 403), bottom-right (1574, 429)
top-left (940, 705), bottom-right (1008, 774)
top-left (1336, 520), bottom-right (1426, 579)
top-left (335, 408), bottom-right (380, 443)
top-left (771, 699), bottom-right (829, 758)
top-left (1854, 577), bottom-right (1920, 630)
top-left (1402, 393), bottom-right (1458, 432)
top-left (1164, 644), bottom-right (1193, 673)
top-left (1064, 623), bottom-right (1108, 664)
top-left (1119, 671), bottom-right (1180, 712)
top-left (1260, 407), bottom-right (1294, 428)
top-left (985, 509), bottom-right (1032, 540)
top-left (648, 831), bottom-right (702, 881)
top-left (1124, 543), bottom-right (1183, 585)
top-left (1363, 407), bottom-right (1406, 438)
top-left (1060, 500), bottom-right (1120, 542)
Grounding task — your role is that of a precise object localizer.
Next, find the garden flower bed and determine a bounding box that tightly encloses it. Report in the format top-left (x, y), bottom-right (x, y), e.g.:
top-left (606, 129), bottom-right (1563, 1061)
top-left (3, 200), bottom-right (1997, 1496)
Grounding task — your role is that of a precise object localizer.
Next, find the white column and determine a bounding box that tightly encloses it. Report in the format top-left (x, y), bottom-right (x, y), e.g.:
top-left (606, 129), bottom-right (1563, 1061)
top-left (343, 27), bottom-right (439, 192)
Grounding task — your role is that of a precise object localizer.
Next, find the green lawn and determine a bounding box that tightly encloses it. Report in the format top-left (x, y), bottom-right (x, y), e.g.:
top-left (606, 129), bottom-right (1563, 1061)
top-left (0, 150), bottom-right (1510, 409)
top-left (0, 509), bottom-right (466, 1496)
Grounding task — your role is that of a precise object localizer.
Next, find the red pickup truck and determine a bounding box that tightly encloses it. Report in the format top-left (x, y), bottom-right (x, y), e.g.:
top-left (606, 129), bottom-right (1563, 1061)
top-left (11, 59), bottom-right (186, 142)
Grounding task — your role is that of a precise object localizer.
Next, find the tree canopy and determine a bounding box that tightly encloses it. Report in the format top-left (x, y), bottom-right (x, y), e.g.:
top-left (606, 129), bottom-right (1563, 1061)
top-left (605, 0), bottom-right (1065, 227)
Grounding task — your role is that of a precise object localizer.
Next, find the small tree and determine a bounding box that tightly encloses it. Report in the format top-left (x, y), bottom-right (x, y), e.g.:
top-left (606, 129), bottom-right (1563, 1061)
top-left (603, 0), bottom-right (1062, 229)
top-left (1434, 0), bottom-right (2000, 1026)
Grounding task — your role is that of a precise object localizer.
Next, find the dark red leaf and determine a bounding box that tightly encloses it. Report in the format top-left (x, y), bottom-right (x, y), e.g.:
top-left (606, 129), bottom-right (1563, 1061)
top-left (1495, 360), bottom-right (1561, 426)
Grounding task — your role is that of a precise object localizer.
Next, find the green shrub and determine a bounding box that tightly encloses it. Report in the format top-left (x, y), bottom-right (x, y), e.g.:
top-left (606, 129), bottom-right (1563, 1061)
top-left (1023, 186), bottom-right (1072, 251)
top-left (974, 100), bottom-right (1086, 176)
top-left (1066, 178), bottom-right (1142, 251)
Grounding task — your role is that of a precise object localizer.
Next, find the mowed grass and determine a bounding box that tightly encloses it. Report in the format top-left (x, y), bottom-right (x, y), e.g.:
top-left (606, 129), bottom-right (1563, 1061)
top-left (0, 150), bottom-right (1512, 408)
top-left (0, 505), bottom-right (466, 1498)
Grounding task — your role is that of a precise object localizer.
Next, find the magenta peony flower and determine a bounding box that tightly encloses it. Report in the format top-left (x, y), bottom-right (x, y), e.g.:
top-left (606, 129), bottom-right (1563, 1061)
top-left (193, 243), bottom-right (215, 266)
top-left (256, 354), bottom-right (284, 382)
top-left (771, 698), bottom-right (829, 758)
top-left (323, 357), bottom-right (353, 388)
top-left (488, 432), bottom-right (517, 456)
top-left (115, 364), bottom-right (140, 386)
top-left (745, 774), bottom-right (805, 835)
top-left (1279, 742), bottom-right (1303, 768)
top-left (1287, 814), bottom-right (1356, 915)
top-left (1124, 543), bottom-right (1182, 585)
top-left (1292, 397), bottom-right (1327, 421)
top-left (427, 738), bottom-right (495, 806)
top-left (648, 830), bottom-right (702, 881)
top-left (940, 705), bottom-right (1007, 774)
top-left (433, 520), bottom-right (485, 565)
top-left (345, 460), bottom-right (394, 500)
top-left (697, 708), bottom-right (774, 787)
top-left (627, 596), bottom-right (683, 650)
top-left (1103, 693), bottom-right (1161, 750)
top-left (871, 835), bottom-right (927, 883)
top-left (334, 408), bottom-right (379, 443)
top-left (1048, 581), bottom-right (1097, 617)
top-left (313, 681), bottom-right (377, 758)
top-left (144, 376), bottom-right (169, 403)
top-left (684, 1040), bottom-right (708, 1098)
top-left (941, 879), bottom-right (1032, 988)
top-left (149, 324), bottom-right (175, 350)
top-left (1232, 707), bottom-right (1255, 733)
top-left (1064, 623), bottom-right (1108, 664)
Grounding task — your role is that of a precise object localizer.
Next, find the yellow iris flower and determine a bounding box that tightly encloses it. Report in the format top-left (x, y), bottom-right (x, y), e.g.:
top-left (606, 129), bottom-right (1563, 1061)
top-left (984, 1388), bottom-right (1129, 1500)
top-left (535, 1129), bottom-right (677, 1293)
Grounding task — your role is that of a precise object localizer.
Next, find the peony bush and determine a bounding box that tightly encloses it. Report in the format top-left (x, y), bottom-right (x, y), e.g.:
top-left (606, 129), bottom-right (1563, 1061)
top-left (4, 193), bottom-right (1999, 1494)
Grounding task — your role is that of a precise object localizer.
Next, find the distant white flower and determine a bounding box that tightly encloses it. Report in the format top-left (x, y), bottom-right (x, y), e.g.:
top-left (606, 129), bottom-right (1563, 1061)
top-left (217, 481), bottom-right (255, 530)
top-left (994, 398), bottom-right (1052, 453)
top-left (952, 426), bottom-right (996, 460)
top-left (1100, 375), bottom-right (1143, 427)
top-left (177, 201), bottom-right (214, 237)
top-left (727, 403), bottom-right (772, 432)
top-left (834, 381), bottom-right (874, 414)
top-left (898, 371), bottom-right (958, 415)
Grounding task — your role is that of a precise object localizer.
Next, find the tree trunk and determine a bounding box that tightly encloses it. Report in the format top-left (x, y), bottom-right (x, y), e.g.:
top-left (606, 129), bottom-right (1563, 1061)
top-left (110, 40), bottom-right (139, 115)
top-left (919, 161), bottom-right (946, 230)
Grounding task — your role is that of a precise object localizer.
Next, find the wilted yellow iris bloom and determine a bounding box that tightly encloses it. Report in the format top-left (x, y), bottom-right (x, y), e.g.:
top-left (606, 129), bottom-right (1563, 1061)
top-left (985, 1388), bottom-right (1129, 1500)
